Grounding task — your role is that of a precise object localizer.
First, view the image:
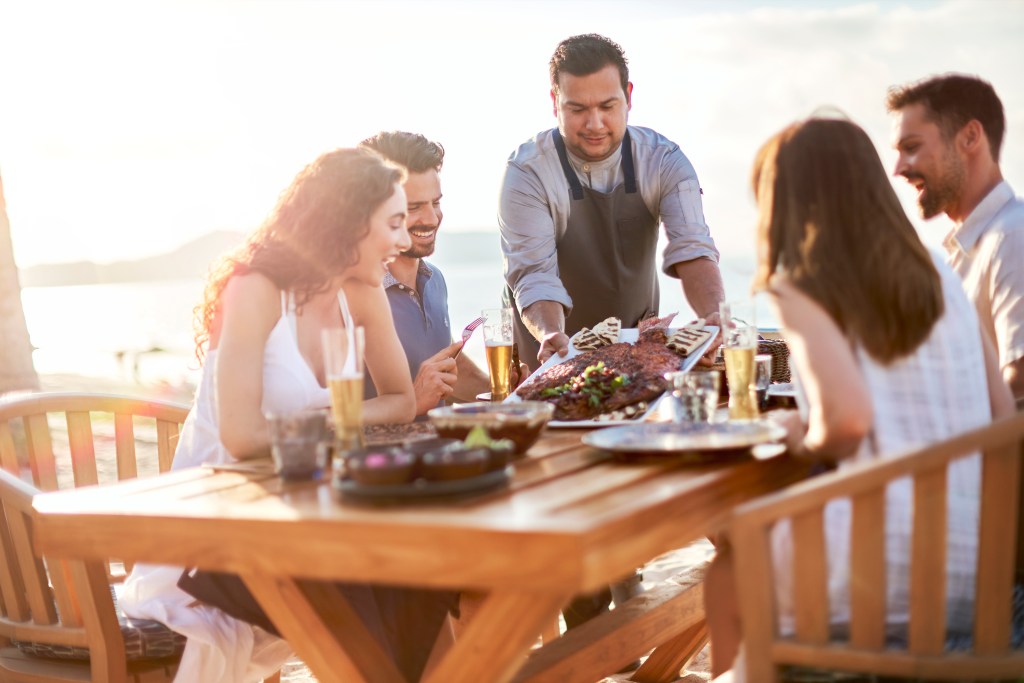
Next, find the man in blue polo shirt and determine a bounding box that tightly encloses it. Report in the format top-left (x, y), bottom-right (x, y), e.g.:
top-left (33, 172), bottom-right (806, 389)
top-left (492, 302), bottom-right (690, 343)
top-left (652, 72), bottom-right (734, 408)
top-left (359, 131), bottom-right (491, 416)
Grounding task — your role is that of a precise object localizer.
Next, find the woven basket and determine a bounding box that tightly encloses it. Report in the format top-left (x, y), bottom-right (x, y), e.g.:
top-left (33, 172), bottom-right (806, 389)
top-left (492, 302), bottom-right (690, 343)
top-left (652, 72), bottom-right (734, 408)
top-left (758, 338), bottom-right (791, 383)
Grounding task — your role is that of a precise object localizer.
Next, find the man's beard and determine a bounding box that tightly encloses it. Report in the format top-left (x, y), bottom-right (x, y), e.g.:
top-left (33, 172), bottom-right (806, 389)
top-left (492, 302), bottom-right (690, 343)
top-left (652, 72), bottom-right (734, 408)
top-left (401, 225), bottom-right (437, 258)
top-left (912, 149), bottom-right (966, 219)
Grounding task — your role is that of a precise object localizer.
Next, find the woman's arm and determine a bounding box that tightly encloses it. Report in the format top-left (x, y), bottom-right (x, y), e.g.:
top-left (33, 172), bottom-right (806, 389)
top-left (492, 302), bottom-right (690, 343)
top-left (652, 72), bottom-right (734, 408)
top-left (346, 281), bottom-right (416, 424)
top-left (771, 280), bottom-right (873, 461)
top-left (213, 273), bottom-right (282, 460)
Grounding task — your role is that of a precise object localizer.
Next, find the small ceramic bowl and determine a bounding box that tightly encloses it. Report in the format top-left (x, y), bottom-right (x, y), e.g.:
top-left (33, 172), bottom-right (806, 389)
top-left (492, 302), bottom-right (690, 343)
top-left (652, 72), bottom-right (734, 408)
top-left (481, 442), bottom-right (514, 471)
top-left (419, 448), bottom-right (489, 482)
top-left (401, 437), bottom-right (463, 458)
top-left (426, 402), bottom-right (554, 455)
top-left (345, 448), bottom-right (417, 486)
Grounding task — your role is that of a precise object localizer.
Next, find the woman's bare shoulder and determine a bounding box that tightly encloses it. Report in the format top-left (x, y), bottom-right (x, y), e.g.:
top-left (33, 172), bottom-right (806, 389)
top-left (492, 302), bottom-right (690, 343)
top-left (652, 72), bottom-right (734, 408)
top-left (219, 272), bottom-right (282, 331)
top-left (342, 281), bottom-right (389, 318)
top-left (222, 271), bottom-right (279, 305)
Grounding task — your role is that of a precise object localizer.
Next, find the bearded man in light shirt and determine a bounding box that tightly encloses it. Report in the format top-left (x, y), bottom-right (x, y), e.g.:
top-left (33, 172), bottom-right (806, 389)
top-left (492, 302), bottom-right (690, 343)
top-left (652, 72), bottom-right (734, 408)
top-left (889, 74), bottom-right (1024, 405)
top-left (498, 33), bottom-right (725, 371)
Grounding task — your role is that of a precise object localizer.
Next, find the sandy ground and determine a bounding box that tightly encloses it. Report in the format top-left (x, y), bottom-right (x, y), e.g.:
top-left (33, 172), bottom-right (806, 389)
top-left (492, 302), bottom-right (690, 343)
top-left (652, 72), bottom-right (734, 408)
top-left (22, 373), bottom-right (713, 682)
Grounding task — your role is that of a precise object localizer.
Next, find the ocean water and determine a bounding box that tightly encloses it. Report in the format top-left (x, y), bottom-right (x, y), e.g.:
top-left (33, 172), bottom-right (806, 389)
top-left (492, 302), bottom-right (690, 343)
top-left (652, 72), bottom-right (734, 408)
top-left (20, 240), bottom-right (765, 391)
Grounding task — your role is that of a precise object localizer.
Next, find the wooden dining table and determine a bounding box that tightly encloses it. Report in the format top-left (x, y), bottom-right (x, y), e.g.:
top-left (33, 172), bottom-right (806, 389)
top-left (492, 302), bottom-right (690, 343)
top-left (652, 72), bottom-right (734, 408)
top-left (32, 424), bottom-right (809, 683)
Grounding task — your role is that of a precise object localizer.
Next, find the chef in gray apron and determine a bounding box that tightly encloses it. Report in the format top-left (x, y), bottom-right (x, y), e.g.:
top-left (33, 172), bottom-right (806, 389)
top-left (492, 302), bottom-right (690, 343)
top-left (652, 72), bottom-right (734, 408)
top-left (500, 34), bottom-right (723, 373)
top-left (497, 33), bottom-right (725, 637)
top-left (507, 128), bottom-right (659, 369)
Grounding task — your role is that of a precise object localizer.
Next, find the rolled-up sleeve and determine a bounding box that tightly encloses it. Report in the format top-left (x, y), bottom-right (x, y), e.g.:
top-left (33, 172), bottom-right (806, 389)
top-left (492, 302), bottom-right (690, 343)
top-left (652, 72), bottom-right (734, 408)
top-left (658, 149), bottom-right (719, 277)
top-left (498, 161), bottom-right (573, 314)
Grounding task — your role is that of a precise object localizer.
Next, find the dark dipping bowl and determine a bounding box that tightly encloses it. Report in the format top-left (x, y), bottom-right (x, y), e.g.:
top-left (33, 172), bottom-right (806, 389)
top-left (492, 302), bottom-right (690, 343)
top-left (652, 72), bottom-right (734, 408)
top-left (420, 447), bottom-right (489, 482)
top-left (411, 437), bottom-right (514, 474)
top-left (426, 401), bottom-right (554, 455)
top-left (345, 448), bottom-right (416, 486)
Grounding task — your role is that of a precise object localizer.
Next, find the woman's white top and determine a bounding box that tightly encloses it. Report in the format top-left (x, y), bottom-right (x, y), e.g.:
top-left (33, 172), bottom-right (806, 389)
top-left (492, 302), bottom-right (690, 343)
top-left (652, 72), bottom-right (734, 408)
top-left (120, 290), bottom-right (347, 683)
top-left (775, 255), bottom-right (991, 635)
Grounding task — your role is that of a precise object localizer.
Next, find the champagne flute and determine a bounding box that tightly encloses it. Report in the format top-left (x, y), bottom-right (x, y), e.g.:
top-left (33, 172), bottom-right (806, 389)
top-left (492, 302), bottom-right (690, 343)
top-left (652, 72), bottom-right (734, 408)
top-left (322, 326), bottom-right (365, 454)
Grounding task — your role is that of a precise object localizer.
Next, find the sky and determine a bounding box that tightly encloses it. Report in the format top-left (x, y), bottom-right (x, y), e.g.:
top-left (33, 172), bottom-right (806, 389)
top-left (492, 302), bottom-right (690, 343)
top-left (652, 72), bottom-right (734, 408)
top-left (2, 0), bottom-right (1023, 268)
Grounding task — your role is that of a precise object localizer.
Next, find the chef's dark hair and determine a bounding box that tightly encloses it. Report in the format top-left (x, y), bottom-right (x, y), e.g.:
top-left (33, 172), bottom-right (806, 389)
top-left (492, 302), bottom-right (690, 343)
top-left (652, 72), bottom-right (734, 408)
top-left (549, 34), bottom-right (629, 96)
top-left (359, 131), bottom-right (445, 174)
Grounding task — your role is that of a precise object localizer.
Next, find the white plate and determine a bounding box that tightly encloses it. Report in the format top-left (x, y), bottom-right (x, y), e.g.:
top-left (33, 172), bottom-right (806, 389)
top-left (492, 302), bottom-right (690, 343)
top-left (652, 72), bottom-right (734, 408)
top-left (581, 420), bottom-right (786, 455)
top-left (507, 326), bottom-right (718, 428)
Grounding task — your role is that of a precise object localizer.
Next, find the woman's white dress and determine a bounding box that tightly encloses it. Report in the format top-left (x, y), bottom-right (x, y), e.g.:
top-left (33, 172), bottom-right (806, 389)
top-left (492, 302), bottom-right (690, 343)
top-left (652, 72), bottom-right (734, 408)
top-left (773, 255), bottom-right (992, 637)
top-left (121, 292), bottom-right (335, 683)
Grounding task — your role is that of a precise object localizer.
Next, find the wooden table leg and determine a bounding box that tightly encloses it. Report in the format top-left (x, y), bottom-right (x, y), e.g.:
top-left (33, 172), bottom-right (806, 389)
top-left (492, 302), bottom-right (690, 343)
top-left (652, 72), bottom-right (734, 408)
top-left (630, 618), bottom-right (708, 683)
top-left (423, 589), bottom-right (569, 683)
top-left (242, 574), bottom-right (406, 683)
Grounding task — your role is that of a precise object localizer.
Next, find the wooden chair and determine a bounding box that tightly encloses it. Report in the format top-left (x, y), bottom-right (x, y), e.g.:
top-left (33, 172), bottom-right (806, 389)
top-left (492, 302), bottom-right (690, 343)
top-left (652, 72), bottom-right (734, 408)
top-left (0, 393), bottom-right (188, 492)
top-left (0, 392), bottom-right (189, 682)
top-left (730, 410), bottom-right (1024, 682)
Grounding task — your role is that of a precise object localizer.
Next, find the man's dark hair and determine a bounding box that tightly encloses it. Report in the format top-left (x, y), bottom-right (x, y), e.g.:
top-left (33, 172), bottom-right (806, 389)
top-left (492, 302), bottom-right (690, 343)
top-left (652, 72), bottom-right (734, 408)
top-left (886, 74), bottom-right (1005, 162)
top-left (358, 131), bottom-right (444, 174)
top-left (549, 34), bottom-right (629, 95)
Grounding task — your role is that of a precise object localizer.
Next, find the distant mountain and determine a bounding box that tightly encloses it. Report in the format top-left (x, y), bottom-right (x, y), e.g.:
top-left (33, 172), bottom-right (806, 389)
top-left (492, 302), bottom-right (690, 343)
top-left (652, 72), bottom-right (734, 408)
top-left (18, 229), bottom-right (503, 288)
top-left (19, 231), bottom-right (246, 287)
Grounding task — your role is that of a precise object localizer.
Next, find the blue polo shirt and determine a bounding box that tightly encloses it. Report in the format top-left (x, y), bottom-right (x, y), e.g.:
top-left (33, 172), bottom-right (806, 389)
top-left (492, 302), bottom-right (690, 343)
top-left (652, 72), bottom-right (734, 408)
top-left (364, 260), bottom-right (452, 404)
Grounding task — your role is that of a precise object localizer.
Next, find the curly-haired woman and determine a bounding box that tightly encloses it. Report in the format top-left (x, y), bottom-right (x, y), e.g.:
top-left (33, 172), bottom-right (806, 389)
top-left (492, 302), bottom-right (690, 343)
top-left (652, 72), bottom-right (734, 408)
top-left (121, 148), bottom-right (453, 682)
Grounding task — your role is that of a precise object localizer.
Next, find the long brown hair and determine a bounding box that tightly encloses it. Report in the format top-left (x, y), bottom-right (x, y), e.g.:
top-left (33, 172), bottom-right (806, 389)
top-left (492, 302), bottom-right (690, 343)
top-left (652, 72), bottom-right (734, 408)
top-left (194, 148), bottom-right (404, 359)
top-left (752, 117), bottom-right (943, 363)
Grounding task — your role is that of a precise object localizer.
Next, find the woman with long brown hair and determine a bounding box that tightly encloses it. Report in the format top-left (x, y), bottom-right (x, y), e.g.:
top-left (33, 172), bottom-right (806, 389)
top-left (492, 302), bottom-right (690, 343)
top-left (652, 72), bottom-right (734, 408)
top-left (120, 148), bottom-right (436, 682)
top-left (704, 117), bottom-right (1014, 677)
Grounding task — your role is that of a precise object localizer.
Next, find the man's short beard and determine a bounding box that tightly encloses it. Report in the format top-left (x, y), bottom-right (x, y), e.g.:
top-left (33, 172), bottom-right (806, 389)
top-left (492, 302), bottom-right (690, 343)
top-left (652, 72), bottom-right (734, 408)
top-left (401, 225), bottom-right (437, 258)
top-left (401, 243), bottom-right (435, 258)
top-left (917, 147), bottom-right (966, 219)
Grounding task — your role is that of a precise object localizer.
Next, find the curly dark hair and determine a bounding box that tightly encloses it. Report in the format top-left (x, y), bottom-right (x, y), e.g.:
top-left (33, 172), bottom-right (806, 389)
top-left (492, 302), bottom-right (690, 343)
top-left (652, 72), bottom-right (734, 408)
top-left (752, 117), bottom-right (943, 363)
top-left (549, 34), bottom-right (629, 95)
top-left (359, 131), bottom-right (444, 174)
top-left (194, 148), bottom-right (405, 359)
top-left (886, 74), bottom-right (1005, 163)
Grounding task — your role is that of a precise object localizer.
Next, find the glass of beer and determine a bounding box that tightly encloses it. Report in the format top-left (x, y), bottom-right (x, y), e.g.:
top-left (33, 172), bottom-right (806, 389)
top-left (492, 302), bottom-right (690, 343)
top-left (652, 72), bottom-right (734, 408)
top-left (322, 326), bottom-right (365, 454)
top-left (720, 300), bottom-right (759, 420)
top-left (482, 308), bottom-right (514, 401)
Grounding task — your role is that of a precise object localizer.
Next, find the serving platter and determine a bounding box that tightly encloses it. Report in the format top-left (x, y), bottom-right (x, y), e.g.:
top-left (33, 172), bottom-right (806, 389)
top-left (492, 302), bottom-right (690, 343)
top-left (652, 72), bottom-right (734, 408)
top-left (507, 326), bottom-right (717, 428)
top-left (581, 420), bottom-right (786, 459)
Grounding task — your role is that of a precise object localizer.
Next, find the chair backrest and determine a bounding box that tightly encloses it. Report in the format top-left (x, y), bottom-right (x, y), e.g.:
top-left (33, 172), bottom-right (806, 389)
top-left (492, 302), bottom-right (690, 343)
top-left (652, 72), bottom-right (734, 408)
top-left (0, 468), bottom-right (135, 680)
top-left (0, 392), bottom-right (189, 682)
top-left (731, 410), bottom-right (1024, 682)
top-left (0, 392), bottom-right (189, 490)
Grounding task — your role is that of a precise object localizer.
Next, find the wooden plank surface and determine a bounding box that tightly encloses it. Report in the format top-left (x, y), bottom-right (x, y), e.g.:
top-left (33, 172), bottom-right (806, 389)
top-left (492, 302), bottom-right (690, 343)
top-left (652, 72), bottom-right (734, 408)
top-left (34, 448), bottom-right (807, 593)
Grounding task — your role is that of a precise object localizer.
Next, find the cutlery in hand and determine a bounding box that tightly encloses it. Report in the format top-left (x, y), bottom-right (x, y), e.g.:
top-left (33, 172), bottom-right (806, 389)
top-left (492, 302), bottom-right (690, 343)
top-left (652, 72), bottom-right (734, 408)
top-left (452, 315), bottom-right (485, 359)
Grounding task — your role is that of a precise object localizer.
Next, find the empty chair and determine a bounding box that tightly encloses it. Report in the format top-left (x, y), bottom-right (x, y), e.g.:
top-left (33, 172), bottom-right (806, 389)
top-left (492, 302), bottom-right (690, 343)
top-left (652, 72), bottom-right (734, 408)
top-left (0, 392), bottom-right (189, 682)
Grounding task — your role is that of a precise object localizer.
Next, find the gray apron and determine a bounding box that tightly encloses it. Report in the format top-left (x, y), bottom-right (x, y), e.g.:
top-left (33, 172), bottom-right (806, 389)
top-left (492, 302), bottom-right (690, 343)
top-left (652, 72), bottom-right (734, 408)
top-left (508, 130), bottom-right (660, 370)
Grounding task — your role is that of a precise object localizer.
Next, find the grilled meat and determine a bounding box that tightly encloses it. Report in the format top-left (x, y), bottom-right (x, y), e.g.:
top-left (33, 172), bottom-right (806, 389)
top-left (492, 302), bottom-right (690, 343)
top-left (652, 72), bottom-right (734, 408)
top-left (517, 328), bottom-right (682, 420)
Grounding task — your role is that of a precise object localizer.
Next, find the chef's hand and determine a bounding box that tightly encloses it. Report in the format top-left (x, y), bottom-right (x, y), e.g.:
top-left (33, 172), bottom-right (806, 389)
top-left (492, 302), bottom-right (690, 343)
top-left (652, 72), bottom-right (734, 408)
top-left (412, 341), bottom-right (462, 416)
top-left (537, 331), bottom-right (570, 365)
top-left (696, 311), bottom-right (723, 368)
top-left (511, 361), bottom-right (530, 389)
